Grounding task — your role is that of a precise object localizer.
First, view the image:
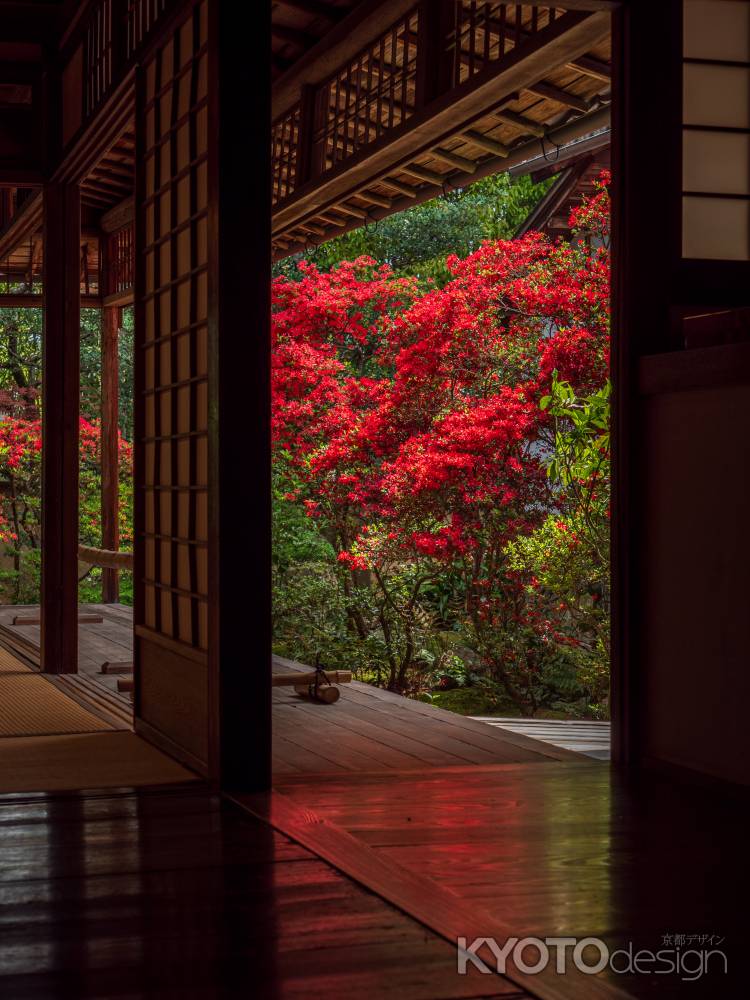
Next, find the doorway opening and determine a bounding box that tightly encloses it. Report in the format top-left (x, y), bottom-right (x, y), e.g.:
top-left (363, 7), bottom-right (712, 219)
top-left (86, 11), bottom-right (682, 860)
top-left (270, 5), bottom-right (613, 780)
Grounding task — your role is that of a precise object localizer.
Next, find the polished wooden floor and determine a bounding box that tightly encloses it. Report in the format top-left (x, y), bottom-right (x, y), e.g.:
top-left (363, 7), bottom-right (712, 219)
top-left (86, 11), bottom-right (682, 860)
top-left (250, 761), bottom-right (747, 1000)
top-left (0, 785), bottom-right (533, 999)
top-left (0, 609), bottom-right (591, 771)
top-left (273, 656), bottom-right (584, 772)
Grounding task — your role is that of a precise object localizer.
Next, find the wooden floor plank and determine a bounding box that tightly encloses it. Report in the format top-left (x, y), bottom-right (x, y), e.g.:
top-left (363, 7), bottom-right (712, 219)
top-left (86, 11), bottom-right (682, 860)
top-left (0, 787), bottom-right (532, 999)
top-left (0, 609), bottom-right (591, 776)
top-left (269, 761), bottom-right (747, 999)
top-left (237, 787), bottom-right (633, 1000)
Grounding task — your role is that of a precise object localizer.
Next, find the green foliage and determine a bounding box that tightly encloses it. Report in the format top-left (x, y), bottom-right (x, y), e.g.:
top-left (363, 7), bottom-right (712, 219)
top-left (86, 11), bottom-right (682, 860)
top-left (274, 172), bottom-right (553, 287)
top-left (541, 375), bottom-right (611, 488)
top-left (0, 306), bottom-right (135, 606)
top-left (504, 374), bottom-right (612, 708)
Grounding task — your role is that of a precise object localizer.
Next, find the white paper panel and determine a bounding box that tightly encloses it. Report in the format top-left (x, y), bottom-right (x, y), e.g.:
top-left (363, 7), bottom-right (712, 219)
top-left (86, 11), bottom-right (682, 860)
top-left (683, 195), bottom-right (750, 258)
top-left (683, 64), bottom-right (750, 127)
top-left (683, 129), bottom-right (750, 193)
top-left (684, 0), bottom-right (750, 62)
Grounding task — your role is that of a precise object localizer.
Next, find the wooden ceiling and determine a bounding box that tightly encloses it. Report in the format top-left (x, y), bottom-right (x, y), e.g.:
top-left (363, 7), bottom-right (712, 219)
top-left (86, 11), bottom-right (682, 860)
top-left (0, 1), bottom-right (615, 291)
top-left (271, 0), bottom-right (360, 79)
top-left (271, 2), bottom-right (613, 259)
top-left (80, 127), bottom-right (135, 212)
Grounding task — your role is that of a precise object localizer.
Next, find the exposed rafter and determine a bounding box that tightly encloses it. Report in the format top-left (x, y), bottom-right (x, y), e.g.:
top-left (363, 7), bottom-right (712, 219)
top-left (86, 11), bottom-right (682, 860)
top-left (272, 8), bottom-right (610, 237)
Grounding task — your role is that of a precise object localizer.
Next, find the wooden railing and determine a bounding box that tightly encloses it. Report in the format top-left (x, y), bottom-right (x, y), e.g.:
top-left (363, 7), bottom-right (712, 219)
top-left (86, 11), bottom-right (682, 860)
top-left (66, 0), bottom-right (180, 135)
top-left (270, 2), bottom-right (568, 210)
top-left (103, 222), bottom-right (134, 299)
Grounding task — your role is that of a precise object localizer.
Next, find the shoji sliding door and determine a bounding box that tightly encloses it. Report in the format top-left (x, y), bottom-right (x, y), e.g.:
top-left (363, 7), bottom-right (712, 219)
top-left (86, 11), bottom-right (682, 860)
top-left (134, 0), bottom-right (212, 774)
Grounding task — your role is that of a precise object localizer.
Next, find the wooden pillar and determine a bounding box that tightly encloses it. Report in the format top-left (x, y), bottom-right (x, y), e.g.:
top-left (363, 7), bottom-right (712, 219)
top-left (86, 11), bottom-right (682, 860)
top-left (415, 0), bottom-right (455, 108)
top-left (41, 182), bottom-right (80, 674)
top-left (100, 304), bottom-right (120, 603)
top-left (209, 0), bottom-right (271, 791)
top-left (610, 0), bottom-right (682, 765)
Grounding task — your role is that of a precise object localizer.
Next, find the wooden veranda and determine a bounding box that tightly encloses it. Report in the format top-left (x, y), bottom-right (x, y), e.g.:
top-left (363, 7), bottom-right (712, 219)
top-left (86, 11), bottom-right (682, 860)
top-left (0, 0), bottom-right (616, 780)
top-left (0, 603), bottom-right (589, 776)
top-left (0, 3), bottom-right (749, 997)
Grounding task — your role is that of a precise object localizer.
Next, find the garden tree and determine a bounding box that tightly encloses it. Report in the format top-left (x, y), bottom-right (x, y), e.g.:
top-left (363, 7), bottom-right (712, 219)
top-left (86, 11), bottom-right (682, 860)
top-left (0, 306), bottom-right (135, 604)
top-left (0, 307), bottom-right (134, 436)
top-left (273, 172), bottom-right (611, 715)
top-left (0, 417), bottom-right (133, 604)
top-left (273, 172), bottom-right (553, 287)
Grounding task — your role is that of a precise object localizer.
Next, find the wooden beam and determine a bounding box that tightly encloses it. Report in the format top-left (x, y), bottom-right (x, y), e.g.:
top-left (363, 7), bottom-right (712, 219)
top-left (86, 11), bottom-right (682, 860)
top-left (271, 24), bottom-right (319, 49)
top-left (275, 0), bottom-right (347, 20)
top-left (462, 129), bottom-right (509, 157)
top-left (100, 196), bottom-right (134, 235)
top-left (379, 177), bottom-right (417, 198)
top-left (0, 187), bottom-right (41, 262)
top-left (102, 288), bottom-right (133, 308)
top-left (527, 80), bottom-right (593, 112)
top-left (398, 163), bottom-right (447, 185)
top-left (356, 190), bottom-right (392, 209)
top-left (273, 10), bottom-right (610, 234)
top-left (275, 105), bottom-right (610, 257)
top-left (567, 52), bottom-right (611, 81)
top-left (41, 182), bottom-right (80, 675)
top-left (100, 305), bottom-right (120, 604)
top-left (495, 108), bottom-right (546, 137)
top-left (430, 147), bottom-right (478, 173)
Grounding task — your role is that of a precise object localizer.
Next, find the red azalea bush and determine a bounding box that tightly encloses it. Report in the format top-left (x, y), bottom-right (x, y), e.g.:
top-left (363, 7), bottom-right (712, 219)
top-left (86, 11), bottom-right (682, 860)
top-left (273, 173), bottom-right (611, 715)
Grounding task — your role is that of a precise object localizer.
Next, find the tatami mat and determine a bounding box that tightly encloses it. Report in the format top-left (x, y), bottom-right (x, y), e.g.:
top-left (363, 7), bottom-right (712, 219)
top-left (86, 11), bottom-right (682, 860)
top-left (0, 674), bottom-right (112, 737)
top-left (0, 732), bottom-right (197, 792)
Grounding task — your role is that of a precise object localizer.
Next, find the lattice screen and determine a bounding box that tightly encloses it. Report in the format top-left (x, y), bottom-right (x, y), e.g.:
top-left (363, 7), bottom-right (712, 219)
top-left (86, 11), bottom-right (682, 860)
top-left (138, 0), bottom-right (209, 653)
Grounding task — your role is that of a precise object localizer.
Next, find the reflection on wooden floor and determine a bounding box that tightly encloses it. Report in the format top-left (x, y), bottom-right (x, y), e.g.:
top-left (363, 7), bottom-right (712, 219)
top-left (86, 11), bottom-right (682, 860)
top-left (0, 785), bottom-right (533, 999)
top-left (273, 656), bottom-right (587, 773)
top-left (248, 761), bottom-right (747, 999)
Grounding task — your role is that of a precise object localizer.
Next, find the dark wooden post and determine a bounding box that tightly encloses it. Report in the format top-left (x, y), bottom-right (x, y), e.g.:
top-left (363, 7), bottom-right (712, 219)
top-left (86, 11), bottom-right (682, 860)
top-left (41, 182), bottom-right (80, 674)
top-left (610, 0), bottom-right (682, 765)
top-left (415, 0), bottom-right (455, 108)
top-left (100, 304), bottom-right (120, 603)
top-left (209, 0), bottom-right (271, 791)
top-left (295, 84), bottom-right (317, 187)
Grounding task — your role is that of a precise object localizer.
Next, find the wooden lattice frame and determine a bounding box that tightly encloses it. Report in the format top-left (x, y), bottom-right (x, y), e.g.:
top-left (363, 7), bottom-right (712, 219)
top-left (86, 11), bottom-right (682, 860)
top-left (317, 6), bottom-right (420, 173)
top-left (104, 223), bottom-right (134, 296)
top-left (84, 0), bottom-right (114, 119)
top-left (136, 0), bottom-right (209, 654)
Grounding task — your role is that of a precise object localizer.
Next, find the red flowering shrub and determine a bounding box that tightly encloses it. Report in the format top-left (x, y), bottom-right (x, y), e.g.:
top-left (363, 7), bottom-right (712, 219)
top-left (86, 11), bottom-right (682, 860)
top-left (273, 175), bottom-right (611, 713)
